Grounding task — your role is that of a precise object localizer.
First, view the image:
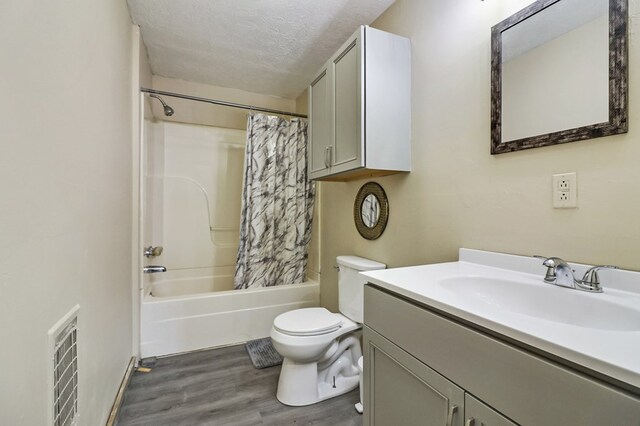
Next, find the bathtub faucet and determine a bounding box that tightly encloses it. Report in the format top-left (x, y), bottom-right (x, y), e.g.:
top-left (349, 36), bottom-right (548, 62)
top-left (143, 265), bottom-right (166, 274)
top-left (144, 246), bottom-right (163, 258)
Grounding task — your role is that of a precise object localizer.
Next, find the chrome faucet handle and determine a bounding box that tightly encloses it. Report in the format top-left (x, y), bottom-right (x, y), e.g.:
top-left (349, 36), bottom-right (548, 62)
top-left (537, 256), bottom-right (563, 282)
top-left (540, 256), bottom-right (578, 288)
top-left (578, 265), bottom-right (618, 292)
top-left (540, 256), bottom-right (564, 267)
top-left (533, 255), bottom-right (555, 282)
top-left (144, 246), bottom-right (164, 258)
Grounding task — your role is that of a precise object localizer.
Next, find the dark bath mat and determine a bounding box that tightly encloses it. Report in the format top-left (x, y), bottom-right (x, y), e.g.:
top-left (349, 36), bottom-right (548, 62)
top-left (245, 337), bottom-right (283, 369)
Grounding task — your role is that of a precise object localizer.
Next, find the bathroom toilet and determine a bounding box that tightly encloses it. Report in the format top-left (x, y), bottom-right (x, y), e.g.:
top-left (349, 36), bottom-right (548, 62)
top-left (271, 255), bottom-right (385, 406)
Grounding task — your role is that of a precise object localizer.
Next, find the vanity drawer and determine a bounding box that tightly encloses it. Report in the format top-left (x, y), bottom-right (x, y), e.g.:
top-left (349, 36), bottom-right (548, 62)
top-left (364, 285), bottom-right (640, 426)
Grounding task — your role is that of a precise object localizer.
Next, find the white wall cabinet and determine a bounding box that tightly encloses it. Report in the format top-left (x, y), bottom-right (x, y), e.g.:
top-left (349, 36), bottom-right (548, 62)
top-left (308, 26), bottom-right (411, 181)
top-left (363, 285), bottom-right (640, 425)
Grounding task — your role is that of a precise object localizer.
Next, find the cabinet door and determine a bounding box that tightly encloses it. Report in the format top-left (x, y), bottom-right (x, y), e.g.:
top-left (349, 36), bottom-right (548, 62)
top-left (308, 68), bottom-right (331, 179)
top-left (330, 28), bottom-right (363, 175)
top-left (465, 394), bottom-right (517, 426)
top-left (364, 326), bottom-right (465, 426)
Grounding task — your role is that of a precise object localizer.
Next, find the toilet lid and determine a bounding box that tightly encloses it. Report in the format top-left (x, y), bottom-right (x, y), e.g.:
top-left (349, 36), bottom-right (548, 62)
top-left (274, 307), bottom-right (343, 336)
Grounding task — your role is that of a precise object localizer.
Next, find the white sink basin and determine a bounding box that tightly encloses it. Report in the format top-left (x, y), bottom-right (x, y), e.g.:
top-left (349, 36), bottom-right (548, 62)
top-left (436, 276), bottom-right (640, 331)
top-left (360, 249), bottom-right (640, 389)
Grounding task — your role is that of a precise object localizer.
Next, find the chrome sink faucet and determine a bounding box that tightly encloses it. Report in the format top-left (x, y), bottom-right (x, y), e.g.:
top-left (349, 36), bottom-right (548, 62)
top-left (537, 256), bottom-right (617, 293)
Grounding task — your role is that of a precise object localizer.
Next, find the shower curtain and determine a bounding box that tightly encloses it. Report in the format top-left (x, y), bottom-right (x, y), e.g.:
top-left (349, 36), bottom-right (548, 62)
top-left (234, 113), bottom-right (315, 289)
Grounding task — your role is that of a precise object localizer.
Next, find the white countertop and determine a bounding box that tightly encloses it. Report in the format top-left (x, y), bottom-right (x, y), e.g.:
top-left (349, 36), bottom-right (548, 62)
top-left (360, 249), bottom-right (640, 391)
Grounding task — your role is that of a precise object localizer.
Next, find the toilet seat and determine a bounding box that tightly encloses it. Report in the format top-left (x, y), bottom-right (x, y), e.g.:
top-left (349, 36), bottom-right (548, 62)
top-left (273, 307), bottom-right (343, 336)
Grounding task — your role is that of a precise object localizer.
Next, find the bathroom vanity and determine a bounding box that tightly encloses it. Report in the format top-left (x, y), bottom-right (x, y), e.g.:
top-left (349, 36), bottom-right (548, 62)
top-left (361, 249), bottom-right (640, 425)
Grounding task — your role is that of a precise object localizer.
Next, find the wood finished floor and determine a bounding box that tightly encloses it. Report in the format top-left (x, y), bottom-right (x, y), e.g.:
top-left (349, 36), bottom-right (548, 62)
top-left (117, 344), bottom-right (362, 426)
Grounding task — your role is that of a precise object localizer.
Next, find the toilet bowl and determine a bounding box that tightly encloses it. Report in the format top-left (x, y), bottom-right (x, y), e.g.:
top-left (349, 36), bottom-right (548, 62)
top-left (270, 256), bottom-right (385, 406)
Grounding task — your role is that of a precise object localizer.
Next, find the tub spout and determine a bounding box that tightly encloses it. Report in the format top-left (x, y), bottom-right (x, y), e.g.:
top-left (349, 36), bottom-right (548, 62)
top-left (143, 265), bottom-right (166, 274)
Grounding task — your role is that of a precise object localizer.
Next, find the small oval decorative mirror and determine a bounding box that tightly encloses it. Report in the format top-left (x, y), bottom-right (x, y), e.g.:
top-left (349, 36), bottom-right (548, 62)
top-left (354, 182), bottom-right (389, 240)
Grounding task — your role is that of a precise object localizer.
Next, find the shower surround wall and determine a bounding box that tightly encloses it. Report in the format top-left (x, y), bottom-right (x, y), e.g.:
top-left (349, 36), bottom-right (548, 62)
top-left (145, 121), bottom-right (245, 294)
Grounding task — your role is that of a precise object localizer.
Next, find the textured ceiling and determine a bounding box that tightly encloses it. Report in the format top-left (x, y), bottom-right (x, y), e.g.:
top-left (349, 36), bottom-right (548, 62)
top-left (127, 0), bottom-right (396, 99)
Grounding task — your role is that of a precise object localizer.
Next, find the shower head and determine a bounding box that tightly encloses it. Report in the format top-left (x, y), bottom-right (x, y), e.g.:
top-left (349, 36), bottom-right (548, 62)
top-left (149, 94), bottom-right (174, 116)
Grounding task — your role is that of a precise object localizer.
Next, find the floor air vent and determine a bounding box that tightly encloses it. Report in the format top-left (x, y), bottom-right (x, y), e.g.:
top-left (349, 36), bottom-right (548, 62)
top-left (48, 305), bottom-right (80, 426)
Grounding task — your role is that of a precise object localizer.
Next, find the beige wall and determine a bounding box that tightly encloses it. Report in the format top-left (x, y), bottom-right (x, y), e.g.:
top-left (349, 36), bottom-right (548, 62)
top-left (0, 1), bottom-right (135, 425)
top-left (150, 76), bottom-right (297, 129)
top-left (132, 25), bottom-right (153, 361)
top-left (294, 88), bottom-right (321, 281)
top-left (139, 32), bottom-right (153, 89)
top-left (139, 27), bottom-right (154, 118)
top-left (316, 0), bottom-right (640, 311)
top-left (296, 88), bottom-right (309, 115)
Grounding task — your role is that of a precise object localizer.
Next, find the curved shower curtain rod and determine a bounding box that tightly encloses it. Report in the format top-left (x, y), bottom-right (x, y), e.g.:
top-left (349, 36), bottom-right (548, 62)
top-left (141, 87), bottom-right (308, 119)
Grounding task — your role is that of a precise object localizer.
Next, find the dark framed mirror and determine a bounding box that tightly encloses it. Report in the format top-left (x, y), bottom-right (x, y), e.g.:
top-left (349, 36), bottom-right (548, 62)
top-left (354, 182), bottom-right (389, 240)
top-left (491, 0), bottom-right (628, 154)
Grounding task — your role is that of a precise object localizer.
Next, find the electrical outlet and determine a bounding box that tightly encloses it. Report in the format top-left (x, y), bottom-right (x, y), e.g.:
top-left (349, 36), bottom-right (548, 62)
top-left (553, 172), bottom-right (577, 208)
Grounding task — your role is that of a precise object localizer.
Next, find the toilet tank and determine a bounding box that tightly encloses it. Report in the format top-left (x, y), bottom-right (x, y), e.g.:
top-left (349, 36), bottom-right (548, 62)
top-left (337, 255), bottom-right (386, 323)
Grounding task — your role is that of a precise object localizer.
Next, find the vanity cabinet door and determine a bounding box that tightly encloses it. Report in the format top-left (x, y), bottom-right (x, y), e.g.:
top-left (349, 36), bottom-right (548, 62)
top-left (465, 394), bottom-right (517, 426)
top-left (364, 326), bottom-right (465, 426)
top-left (308, 68), bottom-right (332, 179)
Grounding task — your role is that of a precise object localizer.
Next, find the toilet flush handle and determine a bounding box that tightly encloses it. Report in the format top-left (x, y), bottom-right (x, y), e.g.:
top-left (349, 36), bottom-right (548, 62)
top-left (333, 265), bottom-right (340, 272)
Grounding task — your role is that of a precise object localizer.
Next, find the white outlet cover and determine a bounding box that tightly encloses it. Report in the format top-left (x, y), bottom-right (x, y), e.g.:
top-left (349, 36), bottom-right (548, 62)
top-left (553, 172), bottom-right (577, 208)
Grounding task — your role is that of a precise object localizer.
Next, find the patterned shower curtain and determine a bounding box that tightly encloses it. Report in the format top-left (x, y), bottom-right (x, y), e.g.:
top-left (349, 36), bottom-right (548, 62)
top-left (234, 113), bottom-right (316, 289)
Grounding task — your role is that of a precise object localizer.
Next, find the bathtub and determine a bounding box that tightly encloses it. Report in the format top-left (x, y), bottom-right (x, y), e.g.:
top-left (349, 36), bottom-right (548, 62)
top-left (140, 275), bottom-right (320, 358)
